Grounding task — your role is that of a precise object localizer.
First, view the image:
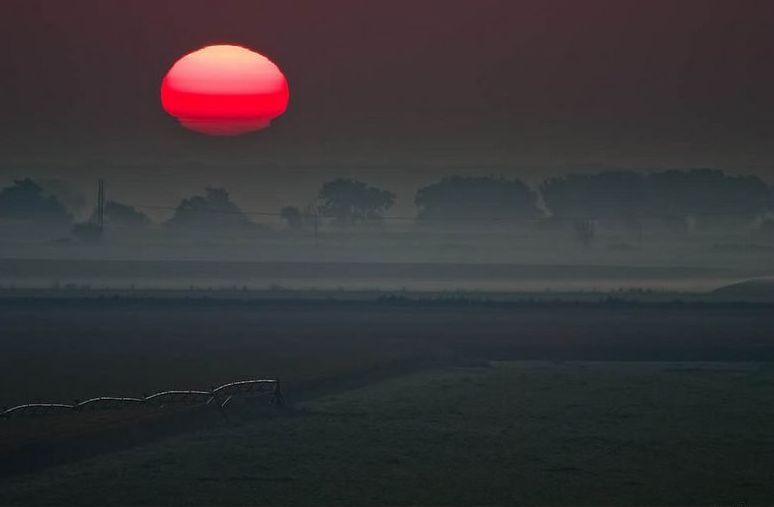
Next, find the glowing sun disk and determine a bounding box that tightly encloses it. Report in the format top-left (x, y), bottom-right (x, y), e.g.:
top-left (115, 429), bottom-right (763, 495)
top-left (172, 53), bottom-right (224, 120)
top-left (161, 45), bottom-right (289, 135)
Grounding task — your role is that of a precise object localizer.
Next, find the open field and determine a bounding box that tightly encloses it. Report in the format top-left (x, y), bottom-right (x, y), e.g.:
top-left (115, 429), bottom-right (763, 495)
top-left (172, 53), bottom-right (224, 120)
top-left (5, 297), bottom-right (774, 409)
top-left (4, 296), bottom-right (774, 482)
top-left (4, 361), bottom-right (774, 505)
top-left (2, 258), bottom-right (772, 292)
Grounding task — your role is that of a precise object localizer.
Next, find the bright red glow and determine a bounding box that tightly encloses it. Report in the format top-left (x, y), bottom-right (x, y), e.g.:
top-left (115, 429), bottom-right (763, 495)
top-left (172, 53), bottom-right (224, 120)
top-left (161, 45), bottom-right (289, 136)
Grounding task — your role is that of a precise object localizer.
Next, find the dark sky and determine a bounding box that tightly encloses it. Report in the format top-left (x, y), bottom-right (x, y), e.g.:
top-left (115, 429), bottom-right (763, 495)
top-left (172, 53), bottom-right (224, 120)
top-left (1, 0), bottom-right (773, 213)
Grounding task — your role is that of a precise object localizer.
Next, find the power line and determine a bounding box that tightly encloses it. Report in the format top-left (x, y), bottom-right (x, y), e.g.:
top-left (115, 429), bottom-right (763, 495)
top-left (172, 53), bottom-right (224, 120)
top-left (131, 203), bottom-right (771, 224)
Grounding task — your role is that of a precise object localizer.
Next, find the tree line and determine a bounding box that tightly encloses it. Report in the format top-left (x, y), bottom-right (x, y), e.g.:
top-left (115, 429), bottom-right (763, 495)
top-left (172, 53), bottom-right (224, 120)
top-left (1, 170), bottom-right (773, 237)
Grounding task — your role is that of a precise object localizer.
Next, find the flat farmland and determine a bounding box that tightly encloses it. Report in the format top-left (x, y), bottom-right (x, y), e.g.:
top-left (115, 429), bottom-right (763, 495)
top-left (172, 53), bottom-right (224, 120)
top-left (5, 361), bottom-right (774, 506)
top-left (3, 297), bottom-right (774, 408)
top-left (3, 296), bottom-right (774, 479)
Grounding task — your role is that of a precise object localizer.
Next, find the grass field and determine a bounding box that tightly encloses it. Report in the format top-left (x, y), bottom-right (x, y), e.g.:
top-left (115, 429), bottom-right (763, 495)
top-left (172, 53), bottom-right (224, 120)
top-left (4, 297), bottom-right (774, 504)
top-left (4, 361), bottom-right (774, 505)
top-left (4, 297), bottom-right (774, 408)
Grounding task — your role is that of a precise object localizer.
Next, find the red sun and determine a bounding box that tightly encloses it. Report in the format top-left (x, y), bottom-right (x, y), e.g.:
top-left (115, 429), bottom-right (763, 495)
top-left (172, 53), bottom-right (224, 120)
top-left (161, 45), bottom-right (289, 136)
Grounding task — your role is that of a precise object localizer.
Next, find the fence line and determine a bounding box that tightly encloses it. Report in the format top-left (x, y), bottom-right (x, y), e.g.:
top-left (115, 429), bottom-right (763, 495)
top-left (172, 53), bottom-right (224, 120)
top-left (1, 379), bottom-right (283, 419)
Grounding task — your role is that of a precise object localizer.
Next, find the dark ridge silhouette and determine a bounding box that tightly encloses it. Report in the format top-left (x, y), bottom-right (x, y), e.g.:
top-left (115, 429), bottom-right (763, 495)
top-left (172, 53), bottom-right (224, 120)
top-left (712, 278), bottom-right (774, 302)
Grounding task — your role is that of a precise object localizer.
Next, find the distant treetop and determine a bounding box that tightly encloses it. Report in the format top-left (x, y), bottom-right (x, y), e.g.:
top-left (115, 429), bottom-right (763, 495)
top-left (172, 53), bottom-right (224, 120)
top-left (318, 178), bottom-right (396, 224)
top-left (0, 178), bottom-right (71, 224)
top-left (104, 201), bottom-right (151, 228)
top-left (415, 176), bottom-right (540, 221)
top-left (165, 187), bottom-right (256, 232)
top-left (541, 169), bottom-right (771, 224)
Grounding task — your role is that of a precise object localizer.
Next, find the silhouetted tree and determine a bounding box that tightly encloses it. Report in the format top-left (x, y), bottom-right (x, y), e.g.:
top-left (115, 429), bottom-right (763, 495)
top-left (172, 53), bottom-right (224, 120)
top-left (415, 176), bottom-right (540, 222)
top-left (104, 201), bottom-right (151, 228)
top-left (541, 169), bottom-right (771, 231)
top-left (318, 178), bottom-right (395, 224)
top-left (38, 179), bottom-right (87, 218)
top-left (541, 172), bottom-right (646, 222)
top-left (165, 187), bottom-right (255, 231)
top-left (0, 178), bottom-right (71, 224)
top-left (644, 169), bottom-right (770, 227)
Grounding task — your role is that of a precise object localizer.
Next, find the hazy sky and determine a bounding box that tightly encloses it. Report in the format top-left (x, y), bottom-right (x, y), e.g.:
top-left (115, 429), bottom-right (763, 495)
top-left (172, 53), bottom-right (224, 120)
top-left (1, 0), bottom-right (773, 214)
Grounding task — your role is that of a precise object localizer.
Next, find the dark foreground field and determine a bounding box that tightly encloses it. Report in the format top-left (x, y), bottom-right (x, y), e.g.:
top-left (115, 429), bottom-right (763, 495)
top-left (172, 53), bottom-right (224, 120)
top-left (3, 297), bottom-right (774, 504)
top-left (4, 297), bottom-right (774, 407)
top-left (4, 361), bottom-right (774, 506)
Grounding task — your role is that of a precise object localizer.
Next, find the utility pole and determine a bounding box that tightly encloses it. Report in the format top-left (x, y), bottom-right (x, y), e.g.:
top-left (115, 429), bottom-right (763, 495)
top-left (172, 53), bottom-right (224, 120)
top-left (71, 179), bottom-right (106, 243)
